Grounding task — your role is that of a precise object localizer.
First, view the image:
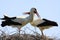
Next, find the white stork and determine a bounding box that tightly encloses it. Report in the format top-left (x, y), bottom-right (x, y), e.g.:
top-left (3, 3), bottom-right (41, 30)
top-left (24, 11), bottom-right (58, 39)
top-left (0, 8), bottom-right (40, 35)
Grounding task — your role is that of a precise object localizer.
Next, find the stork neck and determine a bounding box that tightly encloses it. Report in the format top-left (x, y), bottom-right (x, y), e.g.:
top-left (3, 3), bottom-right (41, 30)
top-left (28, 12), bottom-right (34, 22)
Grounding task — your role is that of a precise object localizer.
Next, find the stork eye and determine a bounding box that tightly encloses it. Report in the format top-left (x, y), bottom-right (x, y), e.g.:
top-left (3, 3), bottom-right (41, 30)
top-left (35, 9), bottom-right (36, 10)
top-left (34, 11), bottom-right (36, 13)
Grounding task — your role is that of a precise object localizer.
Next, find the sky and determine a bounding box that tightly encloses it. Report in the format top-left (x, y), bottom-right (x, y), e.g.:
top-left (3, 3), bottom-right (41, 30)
top-left (0, 0), bottom-right (60, 38)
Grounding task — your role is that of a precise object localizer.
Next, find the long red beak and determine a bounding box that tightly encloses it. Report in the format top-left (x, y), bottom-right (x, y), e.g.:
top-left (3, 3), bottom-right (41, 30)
top-left (23, 12), bottom-right (30, 15)
top-left (35, 11), bottom-right (40, 18)
top-left (23, 12), bottom-right (40, 18)
top-left (36, 13), bottom-right (40, 18)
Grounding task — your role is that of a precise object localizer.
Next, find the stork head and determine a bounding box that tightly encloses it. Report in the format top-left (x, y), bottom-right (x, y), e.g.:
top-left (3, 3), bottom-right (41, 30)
top-left (23, 8), bottom-right (40, 18)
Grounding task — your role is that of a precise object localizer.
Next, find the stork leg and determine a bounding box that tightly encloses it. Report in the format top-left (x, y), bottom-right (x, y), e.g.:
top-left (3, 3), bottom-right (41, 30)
top-left (40, 30), bottom-right (45, 40)
top-left (41, 30), bottom-right (44, 37)
top-left (39, 27), bottom-right (45, 40)
top-left (18, 27), bottom-right (21, 38)
top-left (35, 27), bottom-right (37, 35)
top-left (41, 30), bottom-right (48, 40)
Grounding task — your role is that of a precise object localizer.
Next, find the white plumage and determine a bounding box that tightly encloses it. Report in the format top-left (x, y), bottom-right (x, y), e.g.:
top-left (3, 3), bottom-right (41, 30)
top-left (24, 9), bottom-right (58, 39)
top-left (0, 8), bottom-right (40, 35)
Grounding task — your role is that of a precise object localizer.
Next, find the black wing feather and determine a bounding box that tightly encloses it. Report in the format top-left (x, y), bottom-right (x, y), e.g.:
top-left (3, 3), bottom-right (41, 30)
top-left (37, 18), bottom-right (58, 27)
top-left (0, 15), bottom-right (16, 20)
top-left (1, 19), bottom-right (22, 27)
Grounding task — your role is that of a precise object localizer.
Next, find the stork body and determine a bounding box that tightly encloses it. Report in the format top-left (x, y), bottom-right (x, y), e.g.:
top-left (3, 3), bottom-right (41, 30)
top-left (30, 18), bottom-right (58, 39)
top-left (30, 18), bottom-right (58, 34)
top-left (24, 10), bottom-right (58, 39)
top-left (0, 8), bottom-right (40, 36)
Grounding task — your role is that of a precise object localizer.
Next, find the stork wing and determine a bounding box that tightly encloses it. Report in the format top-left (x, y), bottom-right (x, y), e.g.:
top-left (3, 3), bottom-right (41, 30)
top-left (12, 17), bottom-right (27, 24)
top-left (1, 19), bottom-right (22, 27)
top-left (30, 19), bottom-right (45, 26)
top-left (0, 15), bottom-right (16, 20)
top-left (37, 18), bottom-right (58, 27)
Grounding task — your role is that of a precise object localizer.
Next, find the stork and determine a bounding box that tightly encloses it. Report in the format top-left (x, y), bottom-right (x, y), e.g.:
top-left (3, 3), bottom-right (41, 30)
top-left (0, 8), bottom-right (40, 36)
top-left (24, 11), bottom-right (58, 39)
